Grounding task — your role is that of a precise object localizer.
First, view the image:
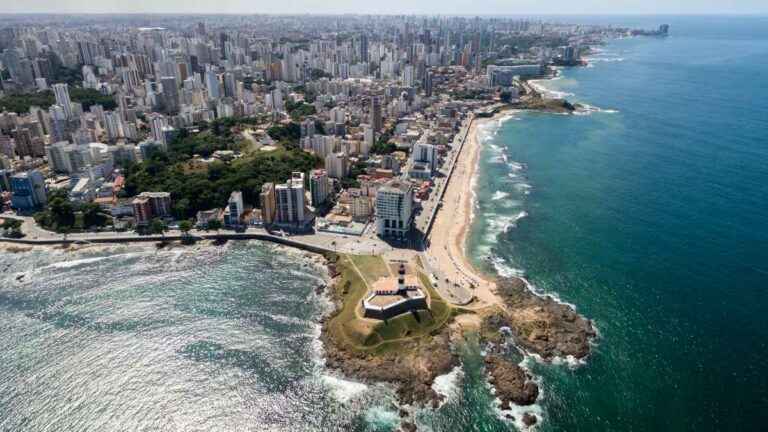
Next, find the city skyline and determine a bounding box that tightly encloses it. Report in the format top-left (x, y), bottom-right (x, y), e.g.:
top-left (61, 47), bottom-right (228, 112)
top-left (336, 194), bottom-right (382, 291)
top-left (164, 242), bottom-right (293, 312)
top-left (2, 0), bottom-right (767, 15)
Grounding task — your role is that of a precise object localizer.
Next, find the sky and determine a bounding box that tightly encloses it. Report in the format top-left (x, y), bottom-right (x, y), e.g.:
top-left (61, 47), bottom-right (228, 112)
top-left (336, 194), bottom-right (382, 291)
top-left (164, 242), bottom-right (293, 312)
top-left (3, 0), bottom-right (767, 15)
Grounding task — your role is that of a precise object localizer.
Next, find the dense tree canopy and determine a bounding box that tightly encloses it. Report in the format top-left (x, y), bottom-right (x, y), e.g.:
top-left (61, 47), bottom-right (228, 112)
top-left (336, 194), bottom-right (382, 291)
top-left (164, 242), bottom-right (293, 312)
top-left (286, 101), bottom-right (317, 120)
top-left (267, 122), bottom-right (302, 150)
top-left (0, 87), bottom-right (116, 114)
top-left (33, 190), bottom-right (110, 233)
top-left (123, 148), bottom-right (320, 219)
top-left (165, 129), bottom-right (243, 160)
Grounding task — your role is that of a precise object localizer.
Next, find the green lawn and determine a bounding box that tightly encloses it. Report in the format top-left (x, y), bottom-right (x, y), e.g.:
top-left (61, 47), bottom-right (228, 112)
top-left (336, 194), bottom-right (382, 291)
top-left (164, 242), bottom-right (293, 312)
top-left (348, 254), bottom-right (391, 284)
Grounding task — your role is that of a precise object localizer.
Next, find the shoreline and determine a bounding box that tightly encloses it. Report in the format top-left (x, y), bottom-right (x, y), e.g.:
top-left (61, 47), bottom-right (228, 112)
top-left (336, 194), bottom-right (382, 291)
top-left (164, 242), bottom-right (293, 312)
top-left (434, 90), bottom-right (599, 423)
top-left (426, 113), bottom-right (504, 311)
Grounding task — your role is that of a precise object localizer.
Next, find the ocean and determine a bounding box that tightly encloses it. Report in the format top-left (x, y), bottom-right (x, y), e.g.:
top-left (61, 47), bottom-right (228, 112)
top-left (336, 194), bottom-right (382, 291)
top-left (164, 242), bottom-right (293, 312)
top-left (468, 15), bottom-right (768, 431)
top-left (2, 15), bottom-right (768, 432)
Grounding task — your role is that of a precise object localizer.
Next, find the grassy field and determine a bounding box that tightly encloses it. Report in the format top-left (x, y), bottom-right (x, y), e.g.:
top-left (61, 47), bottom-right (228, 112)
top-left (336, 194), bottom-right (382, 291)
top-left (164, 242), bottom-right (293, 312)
top-left (326, 254), bottom-right (454, 354)
top-left (349, 255), bottom-right (391, 285)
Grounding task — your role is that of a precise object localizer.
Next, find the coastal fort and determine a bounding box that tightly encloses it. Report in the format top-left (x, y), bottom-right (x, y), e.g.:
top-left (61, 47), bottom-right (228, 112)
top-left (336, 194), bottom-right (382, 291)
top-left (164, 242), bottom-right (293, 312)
top-left (362, 263), bottom-right (428, 320)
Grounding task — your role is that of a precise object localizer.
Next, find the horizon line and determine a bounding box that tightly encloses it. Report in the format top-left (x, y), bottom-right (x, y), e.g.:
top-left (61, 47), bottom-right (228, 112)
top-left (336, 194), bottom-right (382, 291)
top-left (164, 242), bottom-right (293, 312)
top-left (0, 12), bottom-right (766, 17)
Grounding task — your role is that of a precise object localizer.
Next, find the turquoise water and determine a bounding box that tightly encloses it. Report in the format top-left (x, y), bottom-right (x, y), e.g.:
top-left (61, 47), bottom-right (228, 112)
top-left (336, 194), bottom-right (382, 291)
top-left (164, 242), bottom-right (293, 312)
top-left (2, 15), bottom-right (768, 432)
top-left (468, 16), bottom-right (768, 431)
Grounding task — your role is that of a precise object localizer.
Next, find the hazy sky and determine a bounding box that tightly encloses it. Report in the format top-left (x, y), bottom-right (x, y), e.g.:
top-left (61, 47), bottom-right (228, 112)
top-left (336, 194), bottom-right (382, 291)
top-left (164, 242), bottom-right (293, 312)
top-left (4, 0), bottom-right (767, 15)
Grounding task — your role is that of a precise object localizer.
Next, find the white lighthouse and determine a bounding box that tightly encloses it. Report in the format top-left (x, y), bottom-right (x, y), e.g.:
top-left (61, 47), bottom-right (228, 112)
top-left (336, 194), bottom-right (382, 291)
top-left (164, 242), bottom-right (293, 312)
top-left (397, 263), bottom-right (406, 292)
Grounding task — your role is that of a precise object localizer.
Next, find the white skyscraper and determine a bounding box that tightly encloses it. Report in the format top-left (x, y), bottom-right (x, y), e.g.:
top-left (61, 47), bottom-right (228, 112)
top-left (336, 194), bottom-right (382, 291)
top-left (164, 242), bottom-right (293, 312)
top-left (149, 114), bottom-right (168, 143)
top-left (403, 65), bottom-right (415, 87)
top-left (375, 179), bottom-right (414, 239)
top-left (412, 140), bottom-right (439, 173)
top-left (325, 152), bottom-right (348, 179)
top-left (309, 169), bottom-right (330, 207)
top-left (52, 83), bottom-right (73, 119)
top-left (104, 111), bottom-right (124, 142)
top-left (362, 125), bottom-right (374, 156)
top-left (275, 172), bottom-right (306, 225)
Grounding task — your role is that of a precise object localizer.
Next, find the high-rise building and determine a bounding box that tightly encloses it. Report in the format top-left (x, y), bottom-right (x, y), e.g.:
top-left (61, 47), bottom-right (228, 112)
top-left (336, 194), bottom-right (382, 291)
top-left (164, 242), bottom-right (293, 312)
top-left (350, 189), bottom-right (372, 221)
top-left (359, 34), bottom-right (369, 63)
top-left (160, 76), bottom-right (180, 113)
top-left (223, 72), bottom-right (237, 98)
top-left (1, 49), bottom-right (22, 82)
top-left (424, 70), bottom-right (433, 97)
top-left (10, 170), bottom-right (47, 211)
top-left (109, 143), bottom-right (138, 166)
top-left (132, 196), bottom-right (152, 225)
top-left (300, 118), bottom-right (315, 138)
top-left (0, 134), bottom-right (15, 158)
top-left (325, 152), bottom-right (349, 179)
top-left (103, 111), bottom-right (124, 142)
top-left (45, 141), bottom-right (93, 174)
top-left (132, 191), bottom-right (172, 225)
top-left (275, 172), bottom-right (306, 225)
top-left (52, 83), bottom-right (73, 118)
top-left (412, 140), bottom-right (439, 173)
top-left (225, 191), bottom-right (244, 226)
top-left (309, 169), bottom-right (330, 207)
top-left (205, 68), bottom-right (221, 100)
top-left (375, 179), bottom-right (414, 239)
top-left (403, 65), bottom-right (415, 87)
top-left (362, 125), bottom-right (374, 156)
top-left (260, 182), bottom-right (277, 225)
top-left (370, 96), bottom-right (383, 132)
top-left (148, 114), bottom-right (174, 148)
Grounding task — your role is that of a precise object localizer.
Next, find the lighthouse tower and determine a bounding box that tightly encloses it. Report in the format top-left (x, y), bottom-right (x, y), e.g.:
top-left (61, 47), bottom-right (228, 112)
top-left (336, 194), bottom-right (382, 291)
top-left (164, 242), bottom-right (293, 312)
top-left (397, 263), bottom-right (406, 292)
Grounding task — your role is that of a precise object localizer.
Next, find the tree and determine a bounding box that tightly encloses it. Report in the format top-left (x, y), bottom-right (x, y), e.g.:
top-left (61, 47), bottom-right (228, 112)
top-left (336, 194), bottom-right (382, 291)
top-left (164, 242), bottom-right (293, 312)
top-left (150, 218), bottom-right (167, 237)
top-left (179, 220), bottom-right (193, 235)
top-left (179, 220), bottom-right (194, 244)
top-left (267, 122), bottom-right (302, 150)
top-left (33, 189), bottom-right (110, 233)
top-left (1, 218), bottom-right (24, 238)
top-left (207, 219), bottom-right (223, 232)
top-left (81, 203), bottom-right (108, 228)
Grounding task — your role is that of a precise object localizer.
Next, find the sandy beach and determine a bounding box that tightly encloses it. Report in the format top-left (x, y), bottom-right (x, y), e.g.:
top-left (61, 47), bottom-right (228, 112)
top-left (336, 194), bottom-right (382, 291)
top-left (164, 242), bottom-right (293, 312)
top-left (427, 113), bottom-right (504, 309)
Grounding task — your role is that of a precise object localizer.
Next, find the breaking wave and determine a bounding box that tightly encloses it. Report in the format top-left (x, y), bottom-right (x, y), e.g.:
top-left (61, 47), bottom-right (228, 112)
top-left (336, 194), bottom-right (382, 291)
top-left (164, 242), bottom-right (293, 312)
top-left (492, 191), bottom-right (511, 201)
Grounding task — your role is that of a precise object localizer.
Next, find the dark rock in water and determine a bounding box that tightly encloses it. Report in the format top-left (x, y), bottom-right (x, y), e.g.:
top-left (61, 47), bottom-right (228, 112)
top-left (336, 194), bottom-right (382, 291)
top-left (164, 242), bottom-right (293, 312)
top-left (315, 283), bottom-right (326, 295)
top-left (522, 412), bottom-right (538, 426)
top-left (399, 408), bottom-right (409, 418)
top-left (505, 413), bottom-right (515, 420)
top-left (492, 277), bottom-right (597, 361)
top-left (400, 421), bottom-right (418, 432)
top-left (485, 355), bottom-right (539, 406)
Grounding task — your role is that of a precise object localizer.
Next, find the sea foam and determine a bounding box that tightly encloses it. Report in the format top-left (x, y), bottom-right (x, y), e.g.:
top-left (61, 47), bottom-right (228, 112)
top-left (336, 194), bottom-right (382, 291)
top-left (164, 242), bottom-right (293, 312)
top-left (431, 365), bottom-right (463, 404)
top-left (492, 191), bottom-right (511, 201)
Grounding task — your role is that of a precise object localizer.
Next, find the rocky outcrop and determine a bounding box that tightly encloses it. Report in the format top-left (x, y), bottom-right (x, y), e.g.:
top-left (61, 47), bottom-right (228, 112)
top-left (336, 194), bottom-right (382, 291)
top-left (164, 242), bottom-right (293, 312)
top-left (493, 277), bottom-right (597, 360)
top-left (511, 96), bottom-right (582, 113)
top-left (321, 325), bottom-right (458, 406)
top-left (319, 252), bottom-right (458, 406)
top-left (522, 412), bottom-right (538, 426)
top-left (485, 355), bottom-right (539, 407)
